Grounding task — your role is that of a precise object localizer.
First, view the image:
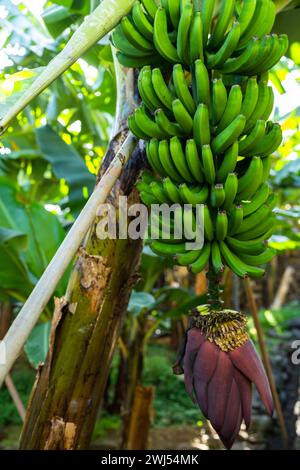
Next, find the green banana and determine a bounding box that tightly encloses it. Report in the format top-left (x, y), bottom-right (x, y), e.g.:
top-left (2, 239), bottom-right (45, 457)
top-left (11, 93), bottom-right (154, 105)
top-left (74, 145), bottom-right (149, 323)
top-left (158, 139), bottom-right (182, 182)
top-left (209, 0), bottom-right (235, 51)
top-left (151, 240), bottom-right (187, 256)
top-left (237, 156), bottom-right (263, 201)
top-left (203, 205), bottom-right (214, 241)
top-left (163, 177), bottom-right (182, 203)
top-left (211, 241), bottom-right (225, 273)
top-left (150, 180), bottom-right (170, 204)
top-left (241, 77), bottom-right (259, 120)
top-left (190, 242), bottom-right (211, 274)
top-left (189, 11), bottom-right (204, 62)
top-left (155, 108), bottom-right (185, 137)
top-left (201, 0), bottom-right (215, 45)
top-left (121, 17), bottom-right (153, 52)
top-left (238, 0), bottom-right (275, 49)
top-left (207, 21), bottom-right (241, 69)
top-left (236, 214), bottom-right (275, 241)
top-left (266, 192), bottom-right (278, 211)
top-left (220, 37), bottom-right (259, 74)
top-left (170, 136), bottom-right (195, 183)
top-left (216, 211), bottom-right (228, 241)
top-left (228, 205), bottom-right (244, 234)
top-left (239, 247), bottom-right (276, 266)
top-left (262, 155), bottom-right (272, 182)
top-left (177, 248), bottom-right (203, 267)
top-left (141, 0), bottom-right (158, 19)
top-left (236, 204), bottom-right (271, 235)
top-left (211, 78), bottom-right (227, 126)
top-left (179, 184), bottom-right (209, 205)
top-left (139, 66), bottom-right (164, 112)
top-left (250, 123), bottom-right (282, 156)
top-left (151, 68), bottom-right (174, 111)
top-left (211, 184), bottom-right (226, 208)
top-left (177, 1), bottom-right (193, 65)
top-left (239, 119), bottom-right (266, 156)
top-left (132, 1), bottom-right (154, 40)
top-left (226, 236), bottom-right (267, 255)
top-left (112, 25), bottom-right (151, 57)
top-left (172, 99), bottom-right (194, 134)
top-left (129, 114), bottom-right (150, 140)
top-left (244, 82), bottom-right (270, 132)
top-left (212, 114), bottom-right (246, 155)
top-left (202, 144), bottom-right (216, 184)
top-left (193, 104), bottom-right (211, 152)
top-left (243, 182), bottom-right (270, 217)
top-left (172, 64), bottom-right (195, 115)
top-left (217, 85), bottom-right (243, 133)
top-left (134, 105), bottom-right (166, 139)
top-left (185, 139), bottom-right (204, 183)
top-left (116, 51), bottom-right (161, 68)
top-left (238, 0), bottom-right (257, 36)
top-left (216, 142), bottom-right (239, 183)
top-left (168, 0), bottom-right (180, 29)
top-left (220, 241), bottom-right (265, 278)
top-left (154, 7), bottom-right (179, 63)
top-left (223, 173), bottom-right (238, 211)
top-left (193, 59), bottom-right (210, 105)
top-left (147, 139), bottom-right (166, 175)
top-left (140, 191), bottom-right (159, 205)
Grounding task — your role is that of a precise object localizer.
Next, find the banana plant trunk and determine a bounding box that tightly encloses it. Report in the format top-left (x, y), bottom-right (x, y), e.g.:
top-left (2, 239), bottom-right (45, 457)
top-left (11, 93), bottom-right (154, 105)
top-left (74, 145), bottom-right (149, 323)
top-left (20, 67), bottom-right (146, 450)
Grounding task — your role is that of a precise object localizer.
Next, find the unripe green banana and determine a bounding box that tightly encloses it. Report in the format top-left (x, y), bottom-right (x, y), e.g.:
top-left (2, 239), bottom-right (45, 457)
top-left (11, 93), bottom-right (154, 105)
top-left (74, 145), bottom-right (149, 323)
top-left (223, 173), bottom-right (238, 211)
top-left (170, 136), bottom-right (195, 183)
top-left (211, 184), bottom-right (226, 208)
top-left (209, 0), bottom-right (235, 51)
top-left (132, 1), bottom-right (154, 41)
top-left (152, 68), bottom-right (174, 111)
top-left (172, 64), bottom-right (195, 115)
top-left (217, 85), bottom-right (243, 133)
top-left (243, 182), bottom-right (270, 217)
top-left (154, 7), bottom-right (179, 63)
top-left (216, 211), bottom-right (228, 241)
top-left (179, 184), bottom-right (209, 206)
top-left (189, 12), bottom-right (204, 63)
top-left (185, 139), bottom-right (204, 183)
top-left (172, 99), bottom-right (194, 134)
top-left (211, 241), bottom-right (225, 274)
top-left (212, 114), bottom-right (246, 155)
top-left (228, 205), bottom-right (244, 234)
top-left (203, 205), bottom-right (214, 241)
top-left (227, 236), bottom-right (267, 255)
top-left (163, 177), bottom-right (182, 203)
top-left (216, 142), bottom-right (239, 183)
top-left (202, 144), bottom-right (216, 184)
top-left (177, 1), bottom-right (193, 65)
top-left (220, 241), bottom-right (265, 278)
top-left (190, 242), bottom-right (211, 274)
top-left (211, 79), bottom-right (227, 126)
top-left (193, 104), bottom-right (211, 151)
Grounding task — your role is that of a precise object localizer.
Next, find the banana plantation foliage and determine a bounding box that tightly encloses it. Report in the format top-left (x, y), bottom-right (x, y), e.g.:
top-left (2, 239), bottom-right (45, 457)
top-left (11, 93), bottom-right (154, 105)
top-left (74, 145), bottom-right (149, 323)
top-left (0, 0), bottom-right (300, 454)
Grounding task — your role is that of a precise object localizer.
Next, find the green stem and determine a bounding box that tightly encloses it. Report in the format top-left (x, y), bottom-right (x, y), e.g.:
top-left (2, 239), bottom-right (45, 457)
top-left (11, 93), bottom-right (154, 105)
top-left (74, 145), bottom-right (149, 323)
top-left (206, 267), bottom-right (223, 310)
top-left (0, 0), bottom-right (135, 133)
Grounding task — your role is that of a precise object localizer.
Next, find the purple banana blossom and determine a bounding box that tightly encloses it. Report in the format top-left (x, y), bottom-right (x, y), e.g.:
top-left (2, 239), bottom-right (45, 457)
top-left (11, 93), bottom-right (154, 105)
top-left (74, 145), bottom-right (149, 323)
top-left (182, 310), bottom-right (273, 449)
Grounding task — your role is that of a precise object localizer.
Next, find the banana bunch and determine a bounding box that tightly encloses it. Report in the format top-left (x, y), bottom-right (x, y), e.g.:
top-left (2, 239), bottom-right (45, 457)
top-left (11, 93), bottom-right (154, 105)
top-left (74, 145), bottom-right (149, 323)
top-left (115, 0), bottom-right (286, 279)
top-left (112, 0), bottom-right (288, 74)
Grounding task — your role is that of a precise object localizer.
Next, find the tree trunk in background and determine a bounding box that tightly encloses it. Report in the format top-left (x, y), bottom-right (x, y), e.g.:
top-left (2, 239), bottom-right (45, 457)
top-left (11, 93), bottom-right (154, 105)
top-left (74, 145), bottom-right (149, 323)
top-left (121, 316), bottom-right (146, 449)
top-left (20, 65), bottom-right (147, 449)
top-left (126, 386), bottom-right (154, 450)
